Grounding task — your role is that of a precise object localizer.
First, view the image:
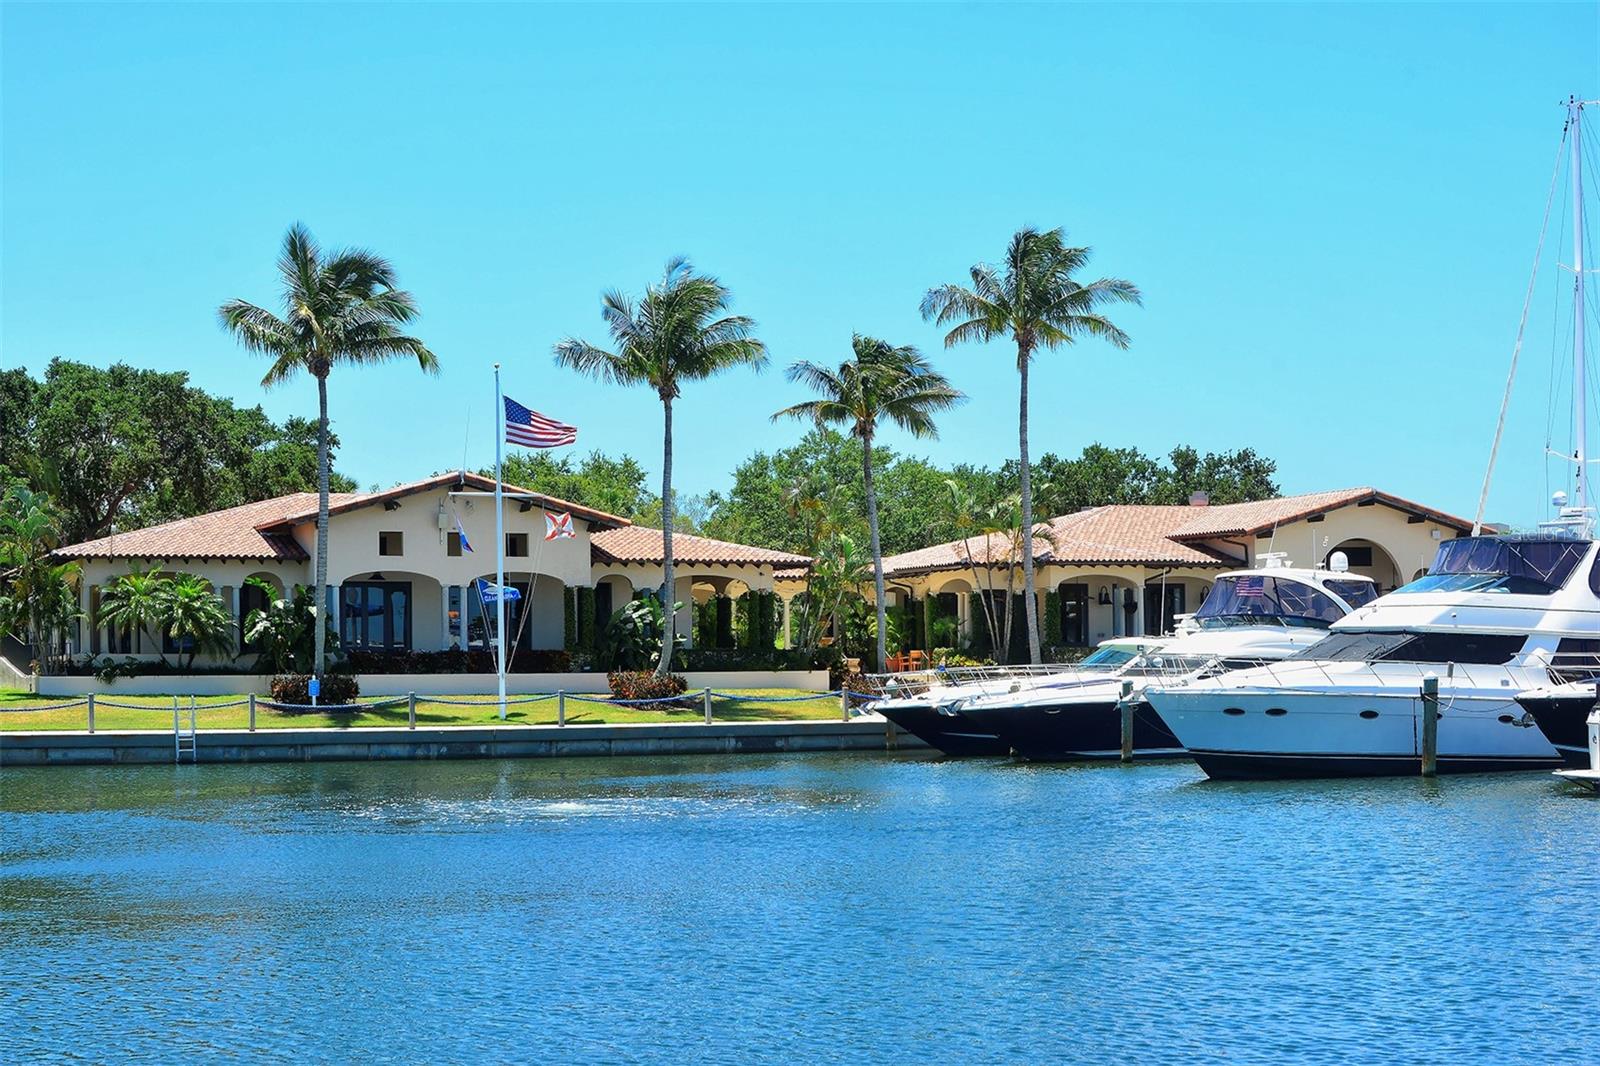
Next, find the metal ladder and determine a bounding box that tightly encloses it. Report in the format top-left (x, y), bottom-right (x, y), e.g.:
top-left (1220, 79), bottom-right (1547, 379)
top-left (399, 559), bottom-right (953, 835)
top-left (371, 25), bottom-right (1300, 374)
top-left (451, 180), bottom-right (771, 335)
top-left (173, 697), bottom-right (197, 764)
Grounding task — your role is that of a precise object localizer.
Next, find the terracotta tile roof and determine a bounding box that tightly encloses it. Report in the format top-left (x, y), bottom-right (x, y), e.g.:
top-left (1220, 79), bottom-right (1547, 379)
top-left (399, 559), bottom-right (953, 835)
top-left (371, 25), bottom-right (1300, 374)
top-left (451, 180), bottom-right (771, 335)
top-left (592, 527), bottom-right (812, 568)
top-left (54, 472), bottom-right (631, 563)
top-left (882, 505), bottom-right (1232, 578)
top-left (266, 472), bottom-right (628, 530)
top-left (52, 494), bottom-right (351, 562)
top-left (1168, 488), bottom-right (1472, 539)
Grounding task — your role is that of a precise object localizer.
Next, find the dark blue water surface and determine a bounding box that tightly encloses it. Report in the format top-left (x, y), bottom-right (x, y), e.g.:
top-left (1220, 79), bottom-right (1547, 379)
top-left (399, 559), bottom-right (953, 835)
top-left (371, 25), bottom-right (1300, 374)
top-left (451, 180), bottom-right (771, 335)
top-left (2, 753), bottom-right (1595, 1063)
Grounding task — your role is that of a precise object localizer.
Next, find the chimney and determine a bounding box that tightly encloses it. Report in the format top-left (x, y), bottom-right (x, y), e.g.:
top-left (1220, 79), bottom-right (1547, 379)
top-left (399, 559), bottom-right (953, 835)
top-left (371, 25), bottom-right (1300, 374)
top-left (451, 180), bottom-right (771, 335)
top-left (1188, 491), bottom-right (1210, 507)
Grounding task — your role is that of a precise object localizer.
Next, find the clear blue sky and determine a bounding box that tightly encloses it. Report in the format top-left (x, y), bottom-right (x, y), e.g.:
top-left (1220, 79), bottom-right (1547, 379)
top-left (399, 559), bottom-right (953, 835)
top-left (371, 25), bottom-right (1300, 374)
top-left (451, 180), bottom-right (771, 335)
top-left (4, 3), bottom-right (1598, 527)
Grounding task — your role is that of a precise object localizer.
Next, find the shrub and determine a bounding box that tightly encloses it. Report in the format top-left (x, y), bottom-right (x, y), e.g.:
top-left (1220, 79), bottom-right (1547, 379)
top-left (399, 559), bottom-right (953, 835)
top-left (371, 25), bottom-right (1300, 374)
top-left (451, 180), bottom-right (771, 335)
top-left (339, 648), bottom-right (572, 674)
top-left (607, 670), bottom-right (690, 705)
top-left (270, 673), bottom-right (361, 709)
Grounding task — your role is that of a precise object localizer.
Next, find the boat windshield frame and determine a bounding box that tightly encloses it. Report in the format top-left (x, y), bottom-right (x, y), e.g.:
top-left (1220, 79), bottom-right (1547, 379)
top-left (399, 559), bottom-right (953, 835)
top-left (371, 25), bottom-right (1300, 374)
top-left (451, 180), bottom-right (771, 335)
top-left (1393, 535), bottom-right (1592, 596)
top-left (1193, 574), bottom-right (1351, 630)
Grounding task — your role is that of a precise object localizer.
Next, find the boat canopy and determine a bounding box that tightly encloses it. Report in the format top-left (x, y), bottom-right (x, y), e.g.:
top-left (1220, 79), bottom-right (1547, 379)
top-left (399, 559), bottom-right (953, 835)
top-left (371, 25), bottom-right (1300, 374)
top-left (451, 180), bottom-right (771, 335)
top-left (1192, 574), bottom-right (1348, 628)
top-left (1400, 536), bottom-right (1591, 594)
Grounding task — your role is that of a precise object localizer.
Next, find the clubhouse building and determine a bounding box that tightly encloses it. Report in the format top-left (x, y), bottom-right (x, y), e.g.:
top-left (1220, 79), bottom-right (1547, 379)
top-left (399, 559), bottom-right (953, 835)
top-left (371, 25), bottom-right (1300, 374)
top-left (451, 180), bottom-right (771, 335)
top-left (49, 478), bottom-right (1470, 668)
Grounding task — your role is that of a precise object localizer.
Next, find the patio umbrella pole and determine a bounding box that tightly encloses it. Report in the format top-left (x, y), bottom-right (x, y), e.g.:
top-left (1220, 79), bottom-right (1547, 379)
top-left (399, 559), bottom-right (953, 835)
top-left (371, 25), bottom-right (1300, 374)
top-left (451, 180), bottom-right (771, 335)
top-left (494, 363), bottom-right (507, 720)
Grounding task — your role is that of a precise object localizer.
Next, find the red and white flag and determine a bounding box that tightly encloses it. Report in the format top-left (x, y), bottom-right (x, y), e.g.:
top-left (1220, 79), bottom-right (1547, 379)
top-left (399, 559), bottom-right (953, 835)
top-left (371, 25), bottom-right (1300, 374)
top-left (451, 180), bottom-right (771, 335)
top-left (545, 511), bottom-right (576, 541)
top-left (504, 396), bottom-right (577, 448)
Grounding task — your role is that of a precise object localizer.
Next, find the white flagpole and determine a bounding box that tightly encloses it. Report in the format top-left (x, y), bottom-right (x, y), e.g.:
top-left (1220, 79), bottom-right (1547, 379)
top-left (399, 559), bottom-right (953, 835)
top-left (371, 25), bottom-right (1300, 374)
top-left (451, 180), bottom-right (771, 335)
top-left (494, 363), bottom-right (507, 720)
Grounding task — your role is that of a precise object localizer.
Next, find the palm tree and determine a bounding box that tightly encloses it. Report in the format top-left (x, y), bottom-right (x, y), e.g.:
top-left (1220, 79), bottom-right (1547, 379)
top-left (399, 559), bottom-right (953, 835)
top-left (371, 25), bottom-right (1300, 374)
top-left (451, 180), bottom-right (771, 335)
top-left (774, 336), bottom-right (963, 670)
top-left (162, 574), bottom-right (236, 670)
top-left (922, 227), bottom-right (1139, 663)
top-left (554, 258), bottom-right (767, 675)
top-left (219, 224), bottom-right (437, 678)
top-left (0, 486), bottom-right (80, 674)
top-left (99, 567), bottom-right (172, 665)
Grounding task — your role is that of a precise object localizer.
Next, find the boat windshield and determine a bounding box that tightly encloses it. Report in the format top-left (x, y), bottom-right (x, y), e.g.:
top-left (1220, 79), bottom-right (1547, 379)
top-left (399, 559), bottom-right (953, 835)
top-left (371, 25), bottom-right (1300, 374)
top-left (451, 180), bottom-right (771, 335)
top-left (1285, 630), bottom-right (1527, 665)
top-left (1323, 579), bottom-right (1379, 608)
top-left (1079, 646), bottom-right (1141, 670)
top-left (1126, 655), bottom-right (1215, 677)
top-left (1193, 575), bottom-right (1347, 629)
top-left (1394, 536), bottom-right (1591, 595)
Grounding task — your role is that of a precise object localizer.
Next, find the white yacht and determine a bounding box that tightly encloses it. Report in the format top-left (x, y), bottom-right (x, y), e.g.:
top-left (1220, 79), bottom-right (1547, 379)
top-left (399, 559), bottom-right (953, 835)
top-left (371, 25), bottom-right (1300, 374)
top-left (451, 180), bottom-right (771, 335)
top-left (1149, 98), bottom-right (1600, 781)
top-left (1514, 678), bottom-right (1600, 770)
top-left (871, 637), bottom-right (1162, 756)
top-left (1148, 531), bottom-right (1591, 778)
top-left (957, 562), bottom-right (1378, 761)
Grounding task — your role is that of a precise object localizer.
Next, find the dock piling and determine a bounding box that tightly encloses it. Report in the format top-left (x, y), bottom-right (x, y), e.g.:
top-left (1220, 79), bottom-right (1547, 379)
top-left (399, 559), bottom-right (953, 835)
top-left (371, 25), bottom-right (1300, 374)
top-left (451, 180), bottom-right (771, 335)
top-left (703, 687), bottom-right (713, 724)
top-left (86, 693), bottom-right (95, 734)
top-left (557, 691), bottom-right (566, 727)
top-left (248, 693), bottom-right (256, 732)
top-left (1119, 680), bottom-right (1135, 762)
top-left (1421, 673), bottom-right (1439, 776)
top-left (408, 691), bottom-right (417, 730)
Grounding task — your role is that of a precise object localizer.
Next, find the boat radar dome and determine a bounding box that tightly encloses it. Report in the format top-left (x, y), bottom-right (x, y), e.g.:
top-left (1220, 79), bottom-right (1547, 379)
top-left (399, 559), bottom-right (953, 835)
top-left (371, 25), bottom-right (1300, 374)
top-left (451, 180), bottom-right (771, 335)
top-left (1328, 550), bottom-right (1350, 573)
top-left (1553, 490), bottom-right (1569, 510)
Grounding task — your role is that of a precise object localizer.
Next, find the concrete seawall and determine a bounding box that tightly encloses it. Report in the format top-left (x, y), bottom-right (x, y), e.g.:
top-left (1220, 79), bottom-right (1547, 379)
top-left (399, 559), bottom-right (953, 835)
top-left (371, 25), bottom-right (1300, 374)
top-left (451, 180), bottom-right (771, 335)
top-left (0, 719), bottom-right (927, 766)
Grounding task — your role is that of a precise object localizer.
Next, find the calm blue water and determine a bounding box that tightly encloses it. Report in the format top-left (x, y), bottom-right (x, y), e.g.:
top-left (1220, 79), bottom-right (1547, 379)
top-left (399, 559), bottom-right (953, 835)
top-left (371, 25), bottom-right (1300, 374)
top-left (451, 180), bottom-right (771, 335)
top-left (2, 753), bottom-right (1594, 1063)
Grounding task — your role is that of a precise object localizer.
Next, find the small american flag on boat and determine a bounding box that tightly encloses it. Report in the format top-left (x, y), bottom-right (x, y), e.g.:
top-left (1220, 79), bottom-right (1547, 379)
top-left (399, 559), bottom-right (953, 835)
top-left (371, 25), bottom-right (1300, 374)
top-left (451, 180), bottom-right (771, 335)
top-left (1234, 575), bottom-right (1265, 597)
top-left (504, 397), bottom-right (578, 449)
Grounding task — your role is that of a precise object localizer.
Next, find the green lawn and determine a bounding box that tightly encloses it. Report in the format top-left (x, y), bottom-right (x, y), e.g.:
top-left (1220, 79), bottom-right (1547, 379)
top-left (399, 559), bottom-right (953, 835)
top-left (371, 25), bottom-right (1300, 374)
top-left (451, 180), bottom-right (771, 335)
top-left (0, 688), bottom-right (849, 732)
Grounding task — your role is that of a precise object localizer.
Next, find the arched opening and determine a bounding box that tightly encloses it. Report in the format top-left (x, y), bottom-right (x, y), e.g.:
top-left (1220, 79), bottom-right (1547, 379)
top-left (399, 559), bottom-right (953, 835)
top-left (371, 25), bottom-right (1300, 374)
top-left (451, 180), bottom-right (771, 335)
top-left (595, 575), bottom-right (633, 627)
top-left (1325, 538), bottom-right (1403, 592)
top-left (239, 570), bottom-right (287, 656)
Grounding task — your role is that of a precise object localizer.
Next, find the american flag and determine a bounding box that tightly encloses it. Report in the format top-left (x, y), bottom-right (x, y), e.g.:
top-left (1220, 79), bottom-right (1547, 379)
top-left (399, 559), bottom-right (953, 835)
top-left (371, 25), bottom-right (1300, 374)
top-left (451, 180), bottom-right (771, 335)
top-left (1234, 575), bottom-right (1266, 597)
top-left (504, 396), bottom-right (577, 448)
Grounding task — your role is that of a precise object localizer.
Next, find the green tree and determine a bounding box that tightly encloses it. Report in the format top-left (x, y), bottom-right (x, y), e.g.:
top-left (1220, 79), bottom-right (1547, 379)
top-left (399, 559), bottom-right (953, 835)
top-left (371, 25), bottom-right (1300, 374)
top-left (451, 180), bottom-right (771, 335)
top-left (242, 578), bottom-right (337, 674)
top-left (242, 417), bottom-right (359, 500)
top-left (98, 567), bottom-right (174, 666)
top-left (219, 223), bottom-right (437, 679)
top-left (1161, 445), bottom-right (1278, 504)
top-left (0, 486), bottom-right (80, 674)
top-left (922, 226), bottom-right (1140, 663)
top-left (496, 450), bottom-right (657, 521)
top-left (703, 429), bottom-right (871, 554)
top-left (161, 574), bottom-right (236, 669)
top-left (0, 369), bottom-right (37, 485)
top-left (554, 257), bottom-right (766, 676)
top-left (774, 336), bottom-right (963, 670)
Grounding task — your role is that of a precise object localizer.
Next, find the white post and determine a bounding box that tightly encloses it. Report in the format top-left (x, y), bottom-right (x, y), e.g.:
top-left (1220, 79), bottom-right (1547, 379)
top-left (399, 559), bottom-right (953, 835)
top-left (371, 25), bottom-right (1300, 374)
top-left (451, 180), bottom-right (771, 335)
top-left (1571, 98), bottom-right (1588, 512)
top-left (703, 686), bottom-right (713, 725)
top-left (494, 362), bottom-right (507, 721)
top-left (781, 596), bottom-right (792, 647)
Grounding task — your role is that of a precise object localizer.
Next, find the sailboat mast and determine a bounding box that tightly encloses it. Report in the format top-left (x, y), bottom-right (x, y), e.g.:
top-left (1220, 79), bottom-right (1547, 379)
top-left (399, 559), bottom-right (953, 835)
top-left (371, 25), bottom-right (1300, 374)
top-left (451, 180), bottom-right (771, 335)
top-left (1571, 96), bottom-right (1588, 513)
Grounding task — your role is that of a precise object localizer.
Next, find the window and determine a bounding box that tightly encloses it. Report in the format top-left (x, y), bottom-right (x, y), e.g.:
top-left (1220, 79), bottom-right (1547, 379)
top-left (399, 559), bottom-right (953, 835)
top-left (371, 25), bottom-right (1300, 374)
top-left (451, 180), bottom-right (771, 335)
top-left (1059, 583), bottom-right (1089, 645)
top-left (379, 531), bottom-right (404, 556)
top-left (447, 531), bottom-right (463, 557)
top-left (239, 581), bottom-right (271, 653)
top-left (1336, 546), bottom-right (1374, 568)
top-left (340, 581), bottom-right (413, 651)
top-left (1287, 630), bottom-right (1526, 665)
top-left (506, 533), bottom-right (528, 557)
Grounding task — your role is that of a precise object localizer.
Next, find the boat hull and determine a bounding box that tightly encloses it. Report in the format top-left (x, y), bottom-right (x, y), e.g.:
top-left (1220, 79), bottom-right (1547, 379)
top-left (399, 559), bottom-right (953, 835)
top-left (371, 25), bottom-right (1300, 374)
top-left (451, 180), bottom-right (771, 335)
top-left (1151, 683), bottom-right (1564, 781)
top-left (874, 702), bottom-right (1009, 757)
top-left (1514, 692), bottom-right (1597, 770)
top-left (964, 699), bottom-right (1186, 762)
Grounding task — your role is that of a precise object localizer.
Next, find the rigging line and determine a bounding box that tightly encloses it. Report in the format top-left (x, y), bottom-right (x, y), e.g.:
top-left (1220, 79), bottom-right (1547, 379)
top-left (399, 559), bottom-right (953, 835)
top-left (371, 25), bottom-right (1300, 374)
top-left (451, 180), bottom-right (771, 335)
top-left (1474, 122), bottom-right (1570, 534)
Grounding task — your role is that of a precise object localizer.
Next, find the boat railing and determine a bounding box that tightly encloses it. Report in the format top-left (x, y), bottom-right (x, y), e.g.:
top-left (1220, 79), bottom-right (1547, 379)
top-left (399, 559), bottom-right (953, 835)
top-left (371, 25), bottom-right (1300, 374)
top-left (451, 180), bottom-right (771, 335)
top-left (858, 662), bottom-right (1101, 698)
top-left (1545, 652), bottom-right (1600, 686)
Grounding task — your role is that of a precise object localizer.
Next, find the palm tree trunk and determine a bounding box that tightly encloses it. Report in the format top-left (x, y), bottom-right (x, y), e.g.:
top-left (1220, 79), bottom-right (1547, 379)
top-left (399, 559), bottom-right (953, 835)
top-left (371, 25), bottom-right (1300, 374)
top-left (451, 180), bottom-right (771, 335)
top-left (862, 430), bottom-right (888, 672)
top-left (313, 373), bottom-right (330, 679)
top-left (1016, 350), bottom-right (1042, 664)
top-left (655, 395), bottom-right (676, 676)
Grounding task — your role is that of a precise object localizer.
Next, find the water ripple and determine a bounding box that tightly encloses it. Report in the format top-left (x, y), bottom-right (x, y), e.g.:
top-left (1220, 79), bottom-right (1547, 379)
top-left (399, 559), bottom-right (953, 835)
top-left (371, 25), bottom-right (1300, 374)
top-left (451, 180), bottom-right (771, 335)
top-left (2, 755), bottom-right (1595, 1063)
